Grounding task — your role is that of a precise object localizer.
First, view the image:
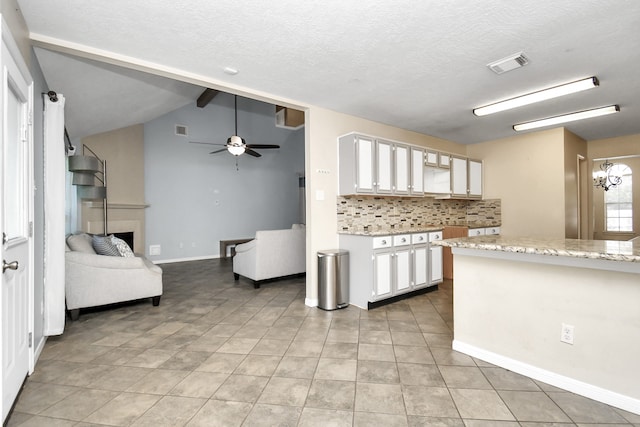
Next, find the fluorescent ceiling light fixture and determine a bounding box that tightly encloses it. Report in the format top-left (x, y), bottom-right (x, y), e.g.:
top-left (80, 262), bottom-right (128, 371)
top-left (473, 77), bottom-right (599, 116)
top-left (513, 105), bottom-right (620, 132)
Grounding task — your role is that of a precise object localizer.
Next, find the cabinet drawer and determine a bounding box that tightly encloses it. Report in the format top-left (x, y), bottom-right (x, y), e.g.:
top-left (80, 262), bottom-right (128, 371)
top-left (411, 233), bottom-right (428, 244)
top-left (428, 231), bottom-right (443, 242)
top-left (393, 234), bottom-right (411, 246)
top-left (468, 228), bottom-right (486, 237)
top-left (485, 226), bottom-right (501, 235)
top-left (373, 236), bottom-right (392, 249)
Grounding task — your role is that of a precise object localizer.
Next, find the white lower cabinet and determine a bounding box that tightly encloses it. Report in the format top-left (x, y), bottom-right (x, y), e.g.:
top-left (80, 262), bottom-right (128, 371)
top-left (428, 231), bottom-right (443, 284)
top-left (373, 251), bottom-right (393, 300)
top-left (393, 235), bottom-right (412, 295)
top-left (340, 231), bottom-right (443, 308)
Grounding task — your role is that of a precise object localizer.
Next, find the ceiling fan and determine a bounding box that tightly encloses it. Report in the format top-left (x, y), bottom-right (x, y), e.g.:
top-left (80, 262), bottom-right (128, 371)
top-left (190, 95), bottom-right (280, 157)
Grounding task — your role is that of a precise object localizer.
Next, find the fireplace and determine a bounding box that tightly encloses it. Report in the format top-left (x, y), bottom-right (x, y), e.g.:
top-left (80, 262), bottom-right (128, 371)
top-left (113, 231), bottom-right (134, 250)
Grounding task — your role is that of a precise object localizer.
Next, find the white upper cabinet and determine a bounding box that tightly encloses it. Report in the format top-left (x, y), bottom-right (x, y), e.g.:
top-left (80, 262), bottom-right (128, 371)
top-left (376, 139), bottom-right (394, 194)
top-left (394, 143), bottom-right (410, 195)
top-left (451, 156), bottom-right (468, 197)
top-left (339, 132), bottom-right (482, 199)
top-left (468, 159), bottom-right (483, 199)
top-left (339, 134), bottom-right (375, 194)
top-left (410, 147), bottom-right (424, 195)
top-left (425, 150), bottom-right (438, 166)
top-left (450, 156), bottom-right (483, 199)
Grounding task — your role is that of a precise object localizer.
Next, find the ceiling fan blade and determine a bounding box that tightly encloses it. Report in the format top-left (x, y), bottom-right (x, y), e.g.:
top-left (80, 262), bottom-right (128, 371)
top-left (246, 144), bottom-right (280, 149)
top-left (209, 148), bottom-right (228, 154)
top-left (190, 140), bottom-right (226, 146)
top-left (245, 148), bottom-right (262, 157)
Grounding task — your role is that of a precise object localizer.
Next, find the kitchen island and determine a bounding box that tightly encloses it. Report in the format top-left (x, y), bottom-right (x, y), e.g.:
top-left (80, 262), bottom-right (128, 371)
top-left (434, 236), bottom-right (640, 415)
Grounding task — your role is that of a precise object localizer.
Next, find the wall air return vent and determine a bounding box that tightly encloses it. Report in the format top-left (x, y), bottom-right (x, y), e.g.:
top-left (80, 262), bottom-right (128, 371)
top-left (488, 52), bottom-right (529, 75)
top-left (175, 124), bottom-right (188, 136)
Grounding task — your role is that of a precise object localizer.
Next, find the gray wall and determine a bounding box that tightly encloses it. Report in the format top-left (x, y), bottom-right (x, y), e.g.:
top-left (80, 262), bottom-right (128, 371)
top-left (31, 48), bottom-right (48, 346)
top-left (144, 93), bottom-right (305, 262)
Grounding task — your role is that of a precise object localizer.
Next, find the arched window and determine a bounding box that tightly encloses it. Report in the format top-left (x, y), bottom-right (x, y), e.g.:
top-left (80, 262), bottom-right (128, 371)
top-left (605, 163), bottom-right (633, 232)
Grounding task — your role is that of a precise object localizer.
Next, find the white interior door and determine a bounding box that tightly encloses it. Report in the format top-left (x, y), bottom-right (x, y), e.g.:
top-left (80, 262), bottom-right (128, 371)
top-left (2, 29), bottom-right (34, 423)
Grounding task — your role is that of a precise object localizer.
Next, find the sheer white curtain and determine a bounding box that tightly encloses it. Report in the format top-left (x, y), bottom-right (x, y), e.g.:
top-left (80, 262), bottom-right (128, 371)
top-left (43, 93), bottom-right (66, 335)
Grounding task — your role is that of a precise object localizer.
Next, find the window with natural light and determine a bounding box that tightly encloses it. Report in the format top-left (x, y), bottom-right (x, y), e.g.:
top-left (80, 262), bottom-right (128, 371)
top-left (605, 163), bottom-right (633, 232)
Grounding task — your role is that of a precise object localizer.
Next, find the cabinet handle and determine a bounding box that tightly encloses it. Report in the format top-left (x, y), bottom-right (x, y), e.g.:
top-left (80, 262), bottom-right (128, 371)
top-left (401, 238), bottom-right (406, 243)
top-left (381, 240), bottom-right (387, 245)
top-left (419, 236), bottom-right (424, 241)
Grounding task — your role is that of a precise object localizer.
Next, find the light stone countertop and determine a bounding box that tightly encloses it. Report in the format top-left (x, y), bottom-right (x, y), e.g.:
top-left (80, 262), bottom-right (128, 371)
top-left (338, 221), bottom-right (500, 236)
top-left (433, 235), bottom-right (640, 263)
top-left (338, 225), bottom-right (444, 236)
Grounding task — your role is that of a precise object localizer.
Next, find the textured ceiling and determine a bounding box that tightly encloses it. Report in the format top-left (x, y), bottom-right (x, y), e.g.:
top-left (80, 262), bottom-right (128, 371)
top-left (17, 0), bottom-right (640, 143)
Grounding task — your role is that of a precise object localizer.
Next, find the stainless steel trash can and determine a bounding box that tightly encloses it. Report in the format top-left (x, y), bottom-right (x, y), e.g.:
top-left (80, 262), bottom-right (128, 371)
top-left (317, 250), bottom-right (349, 310)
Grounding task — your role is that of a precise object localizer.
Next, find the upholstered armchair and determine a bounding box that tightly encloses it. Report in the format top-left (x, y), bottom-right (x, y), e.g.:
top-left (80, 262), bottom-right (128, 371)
top-left (233, 226), bottom-right (305, 288)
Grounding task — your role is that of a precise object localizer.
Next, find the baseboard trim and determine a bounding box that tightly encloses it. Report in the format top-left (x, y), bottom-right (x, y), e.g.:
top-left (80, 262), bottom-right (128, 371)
top-left (305, 298), bottom-right (318, 307)
top-left (453, 340), bottom-right (640, 415)
top-left (152, 255), bottom-right (219, 264)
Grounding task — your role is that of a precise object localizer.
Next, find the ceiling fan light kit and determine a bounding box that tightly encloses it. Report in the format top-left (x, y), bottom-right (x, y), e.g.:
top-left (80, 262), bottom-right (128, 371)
top-left (189, 94), bottom-right (280, 159)
top-left (227, 135), bottom-right (246, 156)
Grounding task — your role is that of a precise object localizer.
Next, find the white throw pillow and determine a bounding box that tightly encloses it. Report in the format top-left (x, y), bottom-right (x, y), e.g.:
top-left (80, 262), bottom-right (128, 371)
top-left (111, 236), bottom-right (135, 258)
top-left (67, 233), bottom-right (96, 254)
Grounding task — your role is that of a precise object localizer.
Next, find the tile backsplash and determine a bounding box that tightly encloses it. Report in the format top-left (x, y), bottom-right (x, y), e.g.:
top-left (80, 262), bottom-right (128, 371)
top-left (337, 196), bottom-right (501, 232)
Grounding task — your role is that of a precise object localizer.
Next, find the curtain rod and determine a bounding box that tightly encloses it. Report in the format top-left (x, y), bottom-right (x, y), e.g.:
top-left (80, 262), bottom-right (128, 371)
top-left (43, 90), bottom-right (58, 102)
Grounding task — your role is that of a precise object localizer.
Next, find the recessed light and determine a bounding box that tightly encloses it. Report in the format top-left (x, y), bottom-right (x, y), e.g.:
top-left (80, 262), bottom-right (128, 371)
top-left (223, 67), bottom-right (239, 75)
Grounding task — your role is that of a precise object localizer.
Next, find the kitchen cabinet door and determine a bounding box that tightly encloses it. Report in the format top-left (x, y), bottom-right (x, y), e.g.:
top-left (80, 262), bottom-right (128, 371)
top-left (394, 143), bottom-right (410, 195)
top-left (355, 137), bottom-right (375, 193)
top-left (376, 140), bottom-right (393, 194)
top-left (468, 159), bottom-right (482, 199)
top-left (413, 245), bottom-right (428, 289)
top-left (373, 251), bottom-right (393, 300)
top-left (451, 156), bottom-right (468, 197)
top-left (394, 248), bottom-right (412, 294)
top-left (430, 245), bottom-right (443, 284)
top-left (339, 134), bottom-right (375, 195)
top-left (410, 147), bottom-right (424, 195)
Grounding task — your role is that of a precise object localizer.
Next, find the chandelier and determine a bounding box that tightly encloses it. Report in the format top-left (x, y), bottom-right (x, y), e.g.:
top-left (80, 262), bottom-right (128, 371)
top-left (593, 160), bottom-right (622, 191)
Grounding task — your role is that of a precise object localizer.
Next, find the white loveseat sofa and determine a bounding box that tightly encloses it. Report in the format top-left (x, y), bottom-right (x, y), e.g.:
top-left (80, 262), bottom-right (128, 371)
top-left (233, 225), bottom-right (306, 288)
top-left (65, 233), bottom-right (163, 320)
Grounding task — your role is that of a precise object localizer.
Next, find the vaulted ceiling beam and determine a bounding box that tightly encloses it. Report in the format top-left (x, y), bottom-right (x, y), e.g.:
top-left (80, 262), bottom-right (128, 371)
top-left (196, 88), bottom-right (219, 108)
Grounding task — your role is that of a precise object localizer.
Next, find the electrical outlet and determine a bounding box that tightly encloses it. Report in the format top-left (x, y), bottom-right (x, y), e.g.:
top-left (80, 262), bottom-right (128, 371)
top-left (149, 245), bottom-right (161, 256)
top-left (561, 323), bottom-right (574, 344)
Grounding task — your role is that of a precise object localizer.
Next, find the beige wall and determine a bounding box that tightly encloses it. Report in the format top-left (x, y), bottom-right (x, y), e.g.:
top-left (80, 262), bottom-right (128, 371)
top-left (454, 253), bottom-right (640, 410)
top-left (305, 106), bottom-right (463, 304)
top-left (467, 128), bottom-right (566, 238)
top-left (79, 124), bottom-right (147, 251)
top-left (81, 124), bottom-right (145, 204)
top-left (563, 130), bottom-right (588, 238)
top-left (1, 3), bottom-right (32, 66)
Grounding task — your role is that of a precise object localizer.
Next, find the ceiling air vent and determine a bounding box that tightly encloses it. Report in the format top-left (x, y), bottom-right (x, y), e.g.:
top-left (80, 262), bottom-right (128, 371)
top-left (175, 124), bottom-right (188, 136)
top-left (487, 52), bottom-right (529, 75)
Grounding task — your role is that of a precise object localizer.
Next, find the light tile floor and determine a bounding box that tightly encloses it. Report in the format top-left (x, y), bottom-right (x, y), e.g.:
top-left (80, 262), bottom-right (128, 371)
top-left (7, 259), bottom-right (640, 426)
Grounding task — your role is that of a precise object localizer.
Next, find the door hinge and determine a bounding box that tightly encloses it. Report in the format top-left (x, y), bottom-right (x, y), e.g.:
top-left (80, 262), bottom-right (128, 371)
top-left (29, 221), bottom-right (34, 237)
top-left (28, 332), bottom-right (33, 348)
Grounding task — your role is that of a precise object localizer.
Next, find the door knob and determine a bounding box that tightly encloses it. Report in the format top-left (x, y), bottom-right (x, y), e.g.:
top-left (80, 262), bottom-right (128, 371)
top-left (3, 260), bottom-right (18, 273)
